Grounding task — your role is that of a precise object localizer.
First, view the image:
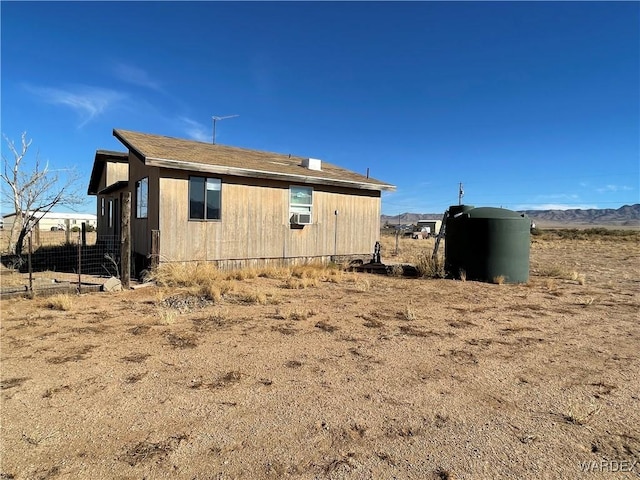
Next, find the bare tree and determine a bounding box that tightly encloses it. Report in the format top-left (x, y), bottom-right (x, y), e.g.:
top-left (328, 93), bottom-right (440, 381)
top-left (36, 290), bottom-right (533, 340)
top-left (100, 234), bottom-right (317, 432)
top-left (1, 132), bottom-right (83, 256)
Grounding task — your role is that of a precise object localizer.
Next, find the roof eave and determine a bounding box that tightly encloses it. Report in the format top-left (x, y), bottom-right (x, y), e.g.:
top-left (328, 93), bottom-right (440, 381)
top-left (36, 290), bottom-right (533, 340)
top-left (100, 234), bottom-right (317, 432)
top-left (88, 149), bottom-right (129, 195)
top-left (145, 157), bottom-right (395, 191)
top-left (97, 180), bottom-right (129, 195)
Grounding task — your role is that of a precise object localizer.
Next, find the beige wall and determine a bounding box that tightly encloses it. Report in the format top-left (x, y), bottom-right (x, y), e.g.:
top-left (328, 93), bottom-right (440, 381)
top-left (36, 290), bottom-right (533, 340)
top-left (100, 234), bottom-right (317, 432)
top-left (95, 162), bottom-right (129, 238)
top-left (156, 171), bottom-right (381, 263)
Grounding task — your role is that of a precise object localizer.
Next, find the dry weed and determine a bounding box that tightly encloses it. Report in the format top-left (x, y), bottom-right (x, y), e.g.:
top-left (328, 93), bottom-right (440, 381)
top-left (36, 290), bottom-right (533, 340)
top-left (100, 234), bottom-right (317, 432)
top-left (150, 262), bottom-right (222, 287)
top-left (226, 269), bottom-right (258, 281)
top-left (353, 277), bottom-right (371, 292)
top-left (234, 289), bottom-right (268, 305)
top-left (257, 266), bottom-right (290, 279)
top-left (46, 294), bottom-right (73, 311)
top-left (157, 308), bottom-right (177, 325)
top-left (561, 402), bottom-right (601, 426)
top-left (577, 296), bottom-right (596, 307)
top-left (401, 304), bottom-right (417, 321)
top-left (492, 275), bottom-right (505, 285)
top-left (283, 277), bottom-right (319, 289)
top-left (276, 307), bottom-right (314, 321)
top-left (415, 253), bottom-right (445, 279)
top-left (199, 283), bottom-right (222, 302)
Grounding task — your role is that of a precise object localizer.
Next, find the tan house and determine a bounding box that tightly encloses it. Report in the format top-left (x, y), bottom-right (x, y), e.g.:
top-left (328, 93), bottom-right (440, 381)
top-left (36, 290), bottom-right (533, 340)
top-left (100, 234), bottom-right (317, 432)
top-left (88, 129), bottom-right (395, 272)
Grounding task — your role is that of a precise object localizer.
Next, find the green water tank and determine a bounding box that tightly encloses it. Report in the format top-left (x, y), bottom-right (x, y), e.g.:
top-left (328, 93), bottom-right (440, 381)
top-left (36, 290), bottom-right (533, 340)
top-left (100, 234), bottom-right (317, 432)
top-left (445, 206), bottom-right (530, 283)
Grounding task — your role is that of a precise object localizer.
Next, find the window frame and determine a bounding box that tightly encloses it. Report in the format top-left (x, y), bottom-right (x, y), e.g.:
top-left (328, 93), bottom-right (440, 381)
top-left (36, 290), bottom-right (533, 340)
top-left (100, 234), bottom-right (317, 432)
top-left (289, 185), bottom-right (313, 223)
top-left (189, 176), bottom-right (222, 221)
top-left (136, 177), bottom-right (149, 219)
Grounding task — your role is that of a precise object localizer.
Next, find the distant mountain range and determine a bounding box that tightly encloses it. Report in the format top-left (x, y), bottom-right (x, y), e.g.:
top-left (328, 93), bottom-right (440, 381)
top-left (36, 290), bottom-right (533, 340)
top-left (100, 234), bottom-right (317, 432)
top-left (381, 204), bottom-right (640, 227)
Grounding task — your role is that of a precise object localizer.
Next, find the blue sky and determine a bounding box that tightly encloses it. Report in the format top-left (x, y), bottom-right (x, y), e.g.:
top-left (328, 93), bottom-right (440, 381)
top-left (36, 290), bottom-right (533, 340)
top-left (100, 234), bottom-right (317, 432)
top-left (1, 1), bottom-right (638, 216)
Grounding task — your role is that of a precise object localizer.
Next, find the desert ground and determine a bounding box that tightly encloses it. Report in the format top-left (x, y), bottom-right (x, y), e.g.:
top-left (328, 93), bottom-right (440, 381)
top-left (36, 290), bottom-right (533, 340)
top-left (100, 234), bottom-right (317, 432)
top-left (1, 231), bottom-right (639, 479)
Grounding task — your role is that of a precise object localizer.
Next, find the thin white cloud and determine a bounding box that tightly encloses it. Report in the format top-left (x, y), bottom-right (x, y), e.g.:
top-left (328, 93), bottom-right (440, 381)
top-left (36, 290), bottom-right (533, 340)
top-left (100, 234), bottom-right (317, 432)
top-left (515, 203), bottom-right (599, 211)
top-left (534, 193), bottom-right (579, 201)
top-left (113, 63), bottom-right (163, 92)
top-left (179, 117), bottom-right (211, 143)
top-left (596, 184), bottom-right (633, 193)
top-left (25, 84), bottom-right (126, 127)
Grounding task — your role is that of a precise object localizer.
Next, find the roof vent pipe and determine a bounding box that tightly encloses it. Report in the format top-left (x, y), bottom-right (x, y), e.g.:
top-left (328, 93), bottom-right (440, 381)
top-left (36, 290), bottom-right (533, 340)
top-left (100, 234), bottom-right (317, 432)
top-left (302, 158), bottom-right (322, 171)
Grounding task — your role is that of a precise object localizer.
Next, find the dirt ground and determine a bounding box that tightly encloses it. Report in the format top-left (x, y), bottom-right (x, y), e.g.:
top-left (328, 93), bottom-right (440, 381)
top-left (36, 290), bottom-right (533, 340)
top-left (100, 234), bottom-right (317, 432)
top-left (1, 234), bottom-right (639, 479)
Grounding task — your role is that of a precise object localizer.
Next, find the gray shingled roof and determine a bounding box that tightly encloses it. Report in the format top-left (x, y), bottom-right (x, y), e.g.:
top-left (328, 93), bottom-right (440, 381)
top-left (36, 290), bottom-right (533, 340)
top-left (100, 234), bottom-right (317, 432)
top-left (113, 129), bottom-right (395, 191)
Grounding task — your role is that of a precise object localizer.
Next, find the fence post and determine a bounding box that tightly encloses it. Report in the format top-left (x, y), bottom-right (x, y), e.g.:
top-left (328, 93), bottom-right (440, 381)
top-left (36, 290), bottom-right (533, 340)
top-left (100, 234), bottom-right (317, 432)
top-left (77, 230), bottom-right (82, 294)
top-left (151, 230), bottom-right (160, 269)
top-left (28, 232), bottom-right (33, 294)
top-left (81, 222), bottom-right (87, 247)
top-left (121, 192), bottom-right (131, 289)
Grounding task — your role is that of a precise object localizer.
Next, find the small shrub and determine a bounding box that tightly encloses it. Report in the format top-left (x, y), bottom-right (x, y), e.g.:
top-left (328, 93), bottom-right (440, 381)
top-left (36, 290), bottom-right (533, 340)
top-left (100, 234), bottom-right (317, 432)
top-left (157, 308), bottom-right (177, 325)
top-left (401, 304), bottom-right (417, 321)
top-left (199, 283), bottom-right (222, 302)
top-left (354, 277), bottom-right (371, 292)
top-left (227, 269), bottom-right (258, 281)
top-left (47, 294), bottom-right (73, 311)
top-left (562, 402), bottom-right (601, 426)
top-left (235, 290), bottom-right (267, 305)
top-left (291, 263), bottom-right (324, 280)
top-left (258, 266), bottom-right (290, 279)
top-left (283, 277), bottom-right (318, 289)
top-left (416, 254), bottom-right (444, 279)
top-left (149, 262), bottom-right (222, 287)
top-left (492, 275), bottom-right (505, 285)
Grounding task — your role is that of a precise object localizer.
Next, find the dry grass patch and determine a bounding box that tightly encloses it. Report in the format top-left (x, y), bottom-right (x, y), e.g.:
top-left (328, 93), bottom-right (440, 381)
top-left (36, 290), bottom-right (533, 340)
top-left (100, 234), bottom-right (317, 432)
top-left (149, 262), bottom-right (223, 287)
top-left (400, 304), bottom-right (418, 321)
top-left (225, 269), bottom-right (258, 281)
top-left (156, 308), bottom-right (177, 325)
top-left (283, 277), bottom-right (319, 289)
top-left (120, 434), bottom-right (188, 466)
top-left (560, 402), bottom-right (602, 426)
top-left (415, 253), bottom-right (445, 278)
top-left (45, 294), bottom-right (73, 311)
top-left (233, 290), bottom-right (268, 305)
top-left (275, 307), bottom-right (316, 321)
top-left (257, 266), bottom-right (291, 279)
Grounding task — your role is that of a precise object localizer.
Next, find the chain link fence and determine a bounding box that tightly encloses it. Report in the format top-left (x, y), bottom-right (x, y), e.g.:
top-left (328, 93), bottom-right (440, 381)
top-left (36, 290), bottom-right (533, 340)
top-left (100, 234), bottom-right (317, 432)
top-left (1, 229), bottom-right (121, 297)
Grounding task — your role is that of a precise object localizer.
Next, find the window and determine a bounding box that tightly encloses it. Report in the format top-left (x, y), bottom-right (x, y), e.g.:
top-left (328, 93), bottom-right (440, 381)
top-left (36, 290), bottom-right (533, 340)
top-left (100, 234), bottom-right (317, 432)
top-left (108, 200), bottom-right (113, 228)
top-left (189, 177), bottom-right (221, 220)
top-left (101, 198), bottom-right (105, 217)
top-left (289, 186), bottom-right (313, 223)
top-left (136, 177), bottom-right (148, 219)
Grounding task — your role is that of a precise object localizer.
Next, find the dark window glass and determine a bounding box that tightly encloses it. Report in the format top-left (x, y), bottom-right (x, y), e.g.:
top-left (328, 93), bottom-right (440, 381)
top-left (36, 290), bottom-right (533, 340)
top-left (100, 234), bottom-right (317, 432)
top-left (190, 177), bottom-right (221, 220)
top-left (189, 177), bottom-right (205, 220)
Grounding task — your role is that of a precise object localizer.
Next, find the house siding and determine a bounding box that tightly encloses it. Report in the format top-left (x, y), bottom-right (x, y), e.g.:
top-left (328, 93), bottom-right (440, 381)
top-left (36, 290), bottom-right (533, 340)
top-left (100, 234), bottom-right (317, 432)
top-left (95, 162), bottom-right (128, 238)
top-left (156, 170), bottom-right (381, 265)
top-left (128, 151), bottom-right (160, 257)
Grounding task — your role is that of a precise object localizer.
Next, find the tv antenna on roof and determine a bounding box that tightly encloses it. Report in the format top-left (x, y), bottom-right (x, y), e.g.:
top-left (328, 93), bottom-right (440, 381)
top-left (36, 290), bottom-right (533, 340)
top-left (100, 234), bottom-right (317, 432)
top-left (212, 114), bottom-right (239, 144)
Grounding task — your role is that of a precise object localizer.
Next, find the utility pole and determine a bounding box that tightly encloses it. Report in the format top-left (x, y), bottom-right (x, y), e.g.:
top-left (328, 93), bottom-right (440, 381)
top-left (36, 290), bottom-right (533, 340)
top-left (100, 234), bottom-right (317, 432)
top-left (458, 182), bottom-right (464, 205)
top-left (212, 115), bottom-right (239, 144)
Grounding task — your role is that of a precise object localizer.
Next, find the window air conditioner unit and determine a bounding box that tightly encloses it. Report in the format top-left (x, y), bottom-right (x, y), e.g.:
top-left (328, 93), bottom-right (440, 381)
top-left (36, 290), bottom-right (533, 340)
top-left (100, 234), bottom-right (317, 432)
top-left (291, 213), bottom-right (312, 225)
